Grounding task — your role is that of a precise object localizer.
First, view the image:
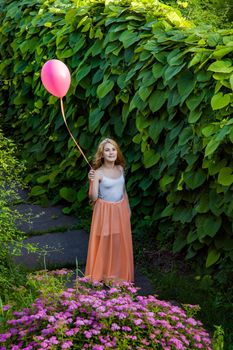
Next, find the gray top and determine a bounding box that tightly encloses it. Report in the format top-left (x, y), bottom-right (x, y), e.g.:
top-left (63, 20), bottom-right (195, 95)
top-left (98, 173), bottom-right (125, 202)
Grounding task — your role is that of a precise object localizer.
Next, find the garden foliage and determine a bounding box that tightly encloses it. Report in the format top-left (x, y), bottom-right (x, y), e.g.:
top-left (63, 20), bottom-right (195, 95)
top-left (1, 0), bottom-right (233, 268)
top-left (0, 130), bottom-right (27, 294)
top-left (0, 276), bottom-right (213, 350)
top-left (161, 0), bottom-right (233, 29)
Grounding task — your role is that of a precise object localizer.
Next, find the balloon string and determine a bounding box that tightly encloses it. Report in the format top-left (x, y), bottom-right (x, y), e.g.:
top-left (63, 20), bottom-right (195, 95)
top-left (60, 98), bottom-right (92, 169)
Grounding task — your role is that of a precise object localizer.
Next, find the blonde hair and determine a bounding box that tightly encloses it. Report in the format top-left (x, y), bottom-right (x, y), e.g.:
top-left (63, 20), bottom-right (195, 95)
top-left (92, 138), bottom-right (125, 170)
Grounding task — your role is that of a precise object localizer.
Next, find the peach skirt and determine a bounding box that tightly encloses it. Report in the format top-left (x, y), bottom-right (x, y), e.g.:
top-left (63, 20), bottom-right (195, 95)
top-left (85, 196), bottom-right (134, 282)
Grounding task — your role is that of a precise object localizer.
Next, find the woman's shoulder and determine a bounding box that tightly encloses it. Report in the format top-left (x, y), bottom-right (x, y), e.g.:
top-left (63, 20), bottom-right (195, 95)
top-left (116, 164), bottom-right (124, 173)
top-left (95, 167), bottom-right (104, 179)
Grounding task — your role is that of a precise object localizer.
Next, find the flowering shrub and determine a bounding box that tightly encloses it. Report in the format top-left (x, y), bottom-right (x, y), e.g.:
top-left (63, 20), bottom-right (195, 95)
top-left (0, 277), bottom-right (213, 349)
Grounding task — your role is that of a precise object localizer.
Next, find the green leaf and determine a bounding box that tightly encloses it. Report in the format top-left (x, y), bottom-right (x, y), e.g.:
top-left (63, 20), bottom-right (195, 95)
top-left (58, 48), bottom-right (73, 59)
top-left (211, 92), bottom-right (231, 110)
top-left (76, 65), bottom-right (92, 83)
top-left (195, 194), bottom-right (209, 213)
top-left (173, 206), bottom-right (193, 223)
top-left (136, 114), bottom-right (150, 132)
top-left (164, 63), bottom-right (186, 81)
top-left (37, 175), bottom-right (49, 184)
top-left (97, 80), bottom-right (114, 99)
top-left (202, 125), bottom-right (216, 137)
top-left (177, 71), bottom-right (195, 102)
top-left (77, 186), bottom-right (87, 201)
top-left (129, 93), bottom-right (146, 112)
top-left (149, 90), bottom-right (166, 112)
top-left (30, 186), bottom-right (47, 196)
top-left (213, 47), bottom-right (233, 59)
top-left (143, 150), bottom-right (160, 168)
top-left (132, 134), bottom-right (141, 144)
top-left (60, 187), bottom-right (76, 203)
top-left (161, 204), bottom-right (174, 217)
top-left (230, 74), bottom-right (233, 91)
top-left (186, 92), bottom-right (205, 111)
top-left (152, 63), bottom-right (164, 79)
top-left (122, 104), bottom-right (130, 123)
top-left (206, 248), bottom-right (221, 268)
top-left (89, 108), bottom-right (104, 132)
top-left (187, 230), bottom-right (198, 244)
top-left (188, 109), bottom-right (202, 123)
top-left (119, 31), bottom-right (139, 48)
top-left (205, 139), bottom-right (220, 157)
top-left (178, 127), bottom-right (193, 146)
top-left (149, 118), bottom-right (165, 143)
top-left (196, 215), bottom-right (221, 239)
top-left (159, 174), bottom-right (175, 191)
top-left (138, 86), bottom-right (153, 102)
top-left (184, 169), bottom-right (206, 190)
top-left (217, 167), bottom-right (233, 186)
top-left (173, 235), bottom-right (187, 253)
top-left (208, 60), bottom-right (233, 73)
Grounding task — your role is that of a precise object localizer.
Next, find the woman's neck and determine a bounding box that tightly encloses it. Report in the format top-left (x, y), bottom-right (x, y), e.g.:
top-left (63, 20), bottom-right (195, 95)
top-left (102, 161), bottom-right (115, 169)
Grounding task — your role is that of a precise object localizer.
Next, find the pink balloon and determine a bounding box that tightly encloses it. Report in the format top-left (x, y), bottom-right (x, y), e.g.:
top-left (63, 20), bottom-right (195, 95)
top-left (41, 59), bottom-right (71, 98)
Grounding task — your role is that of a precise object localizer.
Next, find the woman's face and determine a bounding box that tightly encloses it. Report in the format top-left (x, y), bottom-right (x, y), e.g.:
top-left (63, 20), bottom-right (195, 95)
top-left (102, 142), bottom-right (117, 162)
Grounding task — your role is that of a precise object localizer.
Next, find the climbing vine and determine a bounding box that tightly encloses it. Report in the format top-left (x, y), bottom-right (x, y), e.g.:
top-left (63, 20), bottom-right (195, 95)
top-left (1, 0), bottom-right (233, 268)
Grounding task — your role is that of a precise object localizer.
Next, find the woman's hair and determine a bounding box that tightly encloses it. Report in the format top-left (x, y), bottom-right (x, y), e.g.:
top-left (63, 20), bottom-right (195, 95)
top-left (92, 138), bottom-right (125, 170)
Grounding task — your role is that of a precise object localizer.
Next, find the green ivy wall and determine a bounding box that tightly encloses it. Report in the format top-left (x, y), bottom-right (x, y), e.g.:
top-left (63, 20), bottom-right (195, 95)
top-left (1, 0), bottom-right (233, 268)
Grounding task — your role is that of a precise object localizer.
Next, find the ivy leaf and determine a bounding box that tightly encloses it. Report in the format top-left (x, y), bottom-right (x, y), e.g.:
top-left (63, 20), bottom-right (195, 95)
top-left (186, 92), bottom-right (205, 111)
top-left (76, 64), bottom-right (92, 83)
top-left (184, 169), bottom-right (206, 190)
top-left (208, 60), bottom-right (233, 73)
top-left (211, 92), bottom-right (231, 110)
top-left (149, 90), bottom-right (166, 112)
top-left (230, 74), bottom-right (233, 91)
top-left (196, 215), bottom-right (221, 239)
top-left (206, 248), bottom-right (221, 268)
top-left (217, 167), bottom-right (233, 186)
top-left (60, 187), bottom-right (77, 202)
top-left (89, 108), bottom-right (104, 132)
top-left (159, 174), bottom-right (175, 191)
top-left (119, 31), bottom-right (139, 48)
top-left (97, 80), bottom-right (114, 99)
top-left (177, 71), bottom-right (196, 102)
top-left (205, 139), bottom-right (220, 157)
top-left (143, 150), bottom-right (160, 168)
top-left (188, 109), bottom-right (202, 123)
top-left (30, 186), bottom-right (47, 196)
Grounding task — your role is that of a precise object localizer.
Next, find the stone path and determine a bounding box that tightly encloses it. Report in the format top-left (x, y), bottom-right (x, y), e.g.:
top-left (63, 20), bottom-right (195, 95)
top-left (14, 191), bottom-right (155, 295)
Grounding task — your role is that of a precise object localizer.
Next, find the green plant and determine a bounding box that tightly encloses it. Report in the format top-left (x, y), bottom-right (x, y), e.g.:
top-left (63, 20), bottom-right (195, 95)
top-left (212, 325), bottom-right (224, 350)
top-left (0, 277), bottom-right (213, 349)
top-left (1, 0), bottom-right (233, 276)
top-left (161, 0), bottom-right (232, 28)
top-left (0, 130), bottom-right (30, 298)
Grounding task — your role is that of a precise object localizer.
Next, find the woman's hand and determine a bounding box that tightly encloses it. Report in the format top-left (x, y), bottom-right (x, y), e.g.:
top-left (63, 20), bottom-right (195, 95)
top-left (88, 168), bottom-right (95, 181)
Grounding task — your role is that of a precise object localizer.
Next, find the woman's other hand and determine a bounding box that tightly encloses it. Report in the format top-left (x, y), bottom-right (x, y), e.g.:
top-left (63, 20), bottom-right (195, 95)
top-left (88, 169), bottom-right (95, 181)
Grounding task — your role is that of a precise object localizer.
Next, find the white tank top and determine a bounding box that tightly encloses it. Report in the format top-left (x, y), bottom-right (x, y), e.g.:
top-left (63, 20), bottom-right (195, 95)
top-left (98, 173), bottom-right (125, 202)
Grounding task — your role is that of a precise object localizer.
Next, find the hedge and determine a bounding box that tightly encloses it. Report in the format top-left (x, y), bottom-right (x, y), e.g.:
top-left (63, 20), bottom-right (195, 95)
top-left (1, 0), bottom-right (233, 268)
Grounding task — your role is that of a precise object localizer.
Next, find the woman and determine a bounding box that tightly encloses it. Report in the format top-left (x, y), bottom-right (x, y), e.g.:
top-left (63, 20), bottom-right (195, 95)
top-left (85, 138), bottom-right (134, 282)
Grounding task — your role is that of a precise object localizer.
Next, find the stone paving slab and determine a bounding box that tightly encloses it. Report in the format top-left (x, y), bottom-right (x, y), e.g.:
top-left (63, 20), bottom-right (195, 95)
top-left (15, 203), bottom-right (78, 233)
top-left (14, 229), bottom-right (89, 269)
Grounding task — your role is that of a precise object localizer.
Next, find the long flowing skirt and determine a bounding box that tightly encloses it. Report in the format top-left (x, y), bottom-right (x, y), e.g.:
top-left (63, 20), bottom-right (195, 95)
top-left (85, 196), bottom-right (134, 282)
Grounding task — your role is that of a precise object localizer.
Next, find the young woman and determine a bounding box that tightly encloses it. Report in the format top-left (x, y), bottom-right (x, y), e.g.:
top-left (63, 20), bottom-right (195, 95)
top-left (85, 138), bottom-right (134, 283)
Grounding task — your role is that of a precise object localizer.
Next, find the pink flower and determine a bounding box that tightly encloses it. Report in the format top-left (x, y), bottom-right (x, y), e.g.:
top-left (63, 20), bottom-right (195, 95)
top-left (61, 340), bottom-right (73, 349)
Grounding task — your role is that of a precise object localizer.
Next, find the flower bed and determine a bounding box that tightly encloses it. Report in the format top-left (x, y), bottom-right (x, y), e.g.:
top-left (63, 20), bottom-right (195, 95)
top-left (0, 277), bottom-right (212, 349)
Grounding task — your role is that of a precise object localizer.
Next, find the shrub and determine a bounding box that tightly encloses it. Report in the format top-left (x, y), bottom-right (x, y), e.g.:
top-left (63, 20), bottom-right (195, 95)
top-left (0, 277), bottom-right (213, 350)
top-left (0, 130), bottom-right (29, 298)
